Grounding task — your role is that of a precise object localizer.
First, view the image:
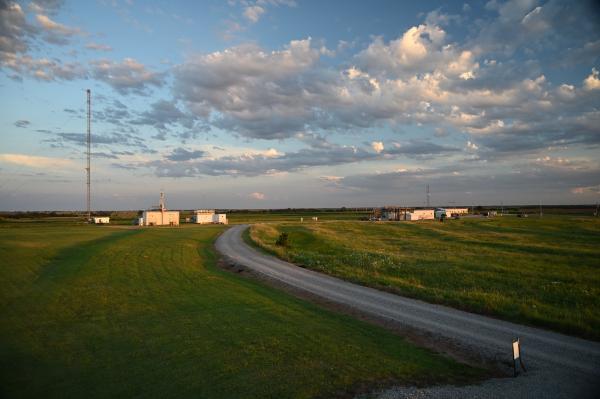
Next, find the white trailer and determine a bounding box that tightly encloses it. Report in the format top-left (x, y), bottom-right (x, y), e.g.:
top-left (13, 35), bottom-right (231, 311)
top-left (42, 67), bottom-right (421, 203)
top-left (212, 214), bottom-right (228, 224)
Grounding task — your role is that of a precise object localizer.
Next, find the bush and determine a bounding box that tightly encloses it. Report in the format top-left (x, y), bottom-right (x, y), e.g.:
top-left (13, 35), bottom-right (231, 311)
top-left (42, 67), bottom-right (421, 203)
top-left (275, 232), bottom-right (289, 247)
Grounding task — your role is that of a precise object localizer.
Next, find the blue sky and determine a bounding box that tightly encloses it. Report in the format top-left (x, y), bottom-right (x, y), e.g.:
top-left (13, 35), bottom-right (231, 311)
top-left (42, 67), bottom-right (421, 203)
top-left (1, 0), bottom-right (599, 210)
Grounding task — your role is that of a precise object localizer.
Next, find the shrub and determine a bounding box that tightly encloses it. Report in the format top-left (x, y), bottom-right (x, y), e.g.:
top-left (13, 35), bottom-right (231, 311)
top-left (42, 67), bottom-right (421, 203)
top-left (275, 232), bottom-right (289, 247)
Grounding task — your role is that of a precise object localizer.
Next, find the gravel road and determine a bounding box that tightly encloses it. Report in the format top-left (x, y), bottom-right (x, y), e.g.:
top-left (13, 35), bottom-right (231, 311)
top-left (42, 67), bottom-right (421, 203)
top-left (215, 225), bottom-right (600, 398)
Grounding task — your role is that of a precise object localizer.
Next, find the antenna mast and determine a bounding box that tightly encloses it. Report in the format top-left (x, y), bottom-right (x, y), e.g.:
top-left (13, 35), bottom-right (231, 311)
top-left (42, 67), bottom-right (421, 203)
top-left (426, 184), bottom-right (430, 208)
top-left (86, 89), bottom-right (91, 222)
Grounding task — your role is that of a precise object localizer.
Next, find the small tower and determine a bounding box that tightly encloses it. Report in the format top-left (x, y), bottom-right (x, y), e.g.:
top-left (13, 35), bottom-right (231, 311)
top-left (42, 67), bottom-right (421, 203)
top-left (159, 191), bottom-right (166, 211)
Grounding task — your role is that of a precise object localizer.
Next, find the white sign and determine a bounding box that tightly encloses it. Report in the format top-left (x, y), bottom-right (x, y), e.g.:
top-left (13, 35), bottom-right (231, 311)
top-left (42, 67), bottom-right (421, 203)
top-left (513, 340), bottom-right (520, 360)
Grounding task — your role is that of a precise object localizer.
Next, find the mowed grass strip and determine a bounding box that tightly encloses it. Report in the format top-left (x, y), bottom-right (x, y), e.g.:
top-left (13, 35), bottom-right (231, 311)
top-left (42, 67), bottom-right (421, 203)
top-left (250, 216), bottom-right (600, 340)
top-left (0, 223), bottom-right (480, 398)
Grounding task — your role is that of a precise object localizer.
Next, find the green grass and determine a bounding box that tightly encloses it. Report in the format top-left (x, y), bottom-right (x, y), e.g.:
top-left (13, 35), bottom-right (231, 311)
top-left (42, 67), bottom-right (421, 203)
top-left (227, 211), bottom-right (370, 224)
top-left (249, 216), bottom-right (600, 340)
top-left (0, 223), bottom-right (480, 398)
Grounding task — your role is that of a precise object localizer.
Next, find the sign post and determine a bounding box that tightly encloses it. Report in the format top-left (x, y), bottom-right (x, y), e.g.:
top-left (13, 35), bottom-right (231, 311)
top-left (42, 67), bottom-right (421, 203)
top-left (512, 338), bottom-right (527, 377)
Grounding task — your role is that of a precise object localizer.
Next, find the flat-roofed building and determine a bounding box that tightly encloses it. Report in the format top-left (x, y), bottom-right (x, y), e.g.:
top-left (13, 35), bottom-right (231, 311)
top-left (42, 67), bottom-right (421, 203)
top-left (406, 209), bottom-right (434, 220)
top-left (140, 192), bottom-right (179, 226)
top-left (192, 209), bottom-right (228, 224)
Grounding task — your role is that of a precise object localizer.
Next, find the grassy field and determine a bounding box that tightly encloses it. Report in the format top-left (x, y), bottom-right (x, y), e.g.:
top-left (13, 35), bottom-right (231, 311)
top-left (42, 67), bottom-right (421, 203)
top-left (249, 216), bottom-right (600, 340)
top-left (0, 222), bottom-right (481, 398)
top-left (225, 210), bottom-right (370, 224)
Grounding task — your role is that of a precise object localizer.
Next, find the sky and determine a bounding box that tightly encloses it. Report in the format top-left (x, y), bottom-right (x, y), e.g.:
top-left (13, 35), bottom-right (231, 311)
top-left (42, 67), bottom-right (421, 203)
top-left (0, 0), bottom-right (599, 211)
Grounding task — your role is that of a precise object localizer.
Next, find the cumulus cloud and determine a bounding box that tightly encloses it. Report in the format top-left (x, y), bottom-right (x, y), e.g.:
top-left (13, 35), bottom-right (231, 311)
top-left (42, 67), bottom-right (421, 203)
top-left (243, 5), bottom-right (265, 23)
top-left (0, 2), bottom-right (86, 81)
top-left (91, 58), bottom-right (164, 95)
top-left (174, 38), bottom-right (323, 139)
top-left (583, 68), bottom-right (600, 90)
top-left (466, 141), bottom-right (478, 151)
top-left (371, 141), bottom-right (384, 153)
top-left (2, 53), bottom-right (86, 81)
top-left (35, 14), bottom-right (82, 45)
top-left (0, 2), bottom-right (36, 57)
top-left (167, 5), bottom-right (599, 153)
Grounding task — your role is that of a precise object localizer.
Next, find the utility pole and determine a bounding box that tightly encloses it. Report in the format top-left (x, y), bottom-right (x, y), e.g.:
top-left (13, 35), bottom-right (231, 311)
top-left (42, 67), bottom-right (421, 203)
top-left (86, 89), bottom-right (91, 222)
top-left (539, 200), bottom-right (542, 218)
top-left (426, 184), bottom-right (430, 208)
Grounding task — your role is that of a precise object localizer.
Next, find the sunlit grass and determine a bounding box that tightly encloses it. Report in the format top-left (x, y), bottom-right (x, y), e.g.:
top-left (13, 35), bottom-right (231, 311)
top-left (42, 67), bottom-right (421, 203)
top-left (0, 222), bottom-right (480, 398)
top-left (250, 216), bottom-right (600, 340)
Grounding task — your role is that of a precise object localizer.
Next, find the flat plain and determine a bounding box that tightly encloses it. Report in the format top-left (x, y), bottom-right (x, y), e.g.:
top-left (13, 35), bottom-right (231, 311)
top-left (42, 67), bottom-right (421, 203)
top-left (249, 216), bottom-right (600, 340)
top-left (0, 221), bottom-right (481, 398)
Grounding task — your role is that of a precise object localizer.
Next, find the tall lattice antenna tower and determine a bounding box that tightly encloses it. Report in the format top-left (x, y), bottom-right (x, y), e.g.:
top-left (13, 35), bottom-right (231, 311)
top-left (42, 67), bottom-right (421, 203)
top-left (426, 184), bottom-right (430, 208)
top-left (86, 89), bottom-right (91, 222)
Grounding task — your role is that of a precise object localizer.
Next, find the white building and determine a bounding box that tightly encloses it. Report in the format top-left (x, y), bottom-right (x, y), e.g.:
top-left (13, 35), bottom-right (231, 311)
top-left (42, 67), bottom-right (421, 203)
top-left (435, 208), bottom-right (469, 218)
top-left (192, 209), bottom-right (228, 224)
top-left (139, 192), bottom-right (180, 226)
top-left (406, 209), bottom-right (434, 220)
top-left (142, 210), bottom-right (179, 226)
top-left (212, 213), bottom-right (227, 224)
top-left (445, 208), bottom-right (469, 215)
top-left (93, 216), bottom-right (110, 224)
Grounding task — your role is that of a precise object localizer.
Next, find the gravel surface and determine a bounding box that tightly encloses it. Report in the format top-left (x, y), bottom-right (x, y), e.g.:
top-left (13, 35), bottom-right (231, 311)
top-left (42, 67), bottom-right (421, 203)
top-left (216, 225), bottom-right (600, 398)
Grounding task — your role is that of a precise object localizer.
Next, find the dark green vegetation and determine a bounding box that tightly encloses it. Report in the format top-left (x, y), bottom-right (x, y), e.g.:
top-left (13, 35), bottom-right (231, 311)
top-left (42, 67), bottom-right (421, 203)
top-left (250, 216), bottom-right (600, 340)
top-left (0, 222), bottom-right (480, 398)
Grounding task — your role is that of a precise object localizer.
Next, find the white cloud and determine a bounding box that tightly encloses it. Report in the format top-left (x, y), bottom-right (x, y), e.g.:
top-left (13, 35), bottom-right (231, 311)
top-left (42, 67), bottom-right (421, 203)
top-left (0, 3), bottom-right (35, 56)
top-left (1, 53), bottom-right (86, 81)
top-left (35, 14), bottom-right (82, 45)
top-left (249, 192), bottom-right (266, 200)
top-left (91, 58), bottom-right (163, 95)
top-left (263, 148), bottom-right (283, 158)
top-left (371, 141), bottom-right (384, 153)
top-left (36, 14), bottom-right (80, 36)
top-left (0, 153), bottom-right (74, 169)
top-left (583, 68), bottom-right (600, 91)
top-left (243, 5), bottom-right (265, 23)
top-left (466, 141), bottom-right (479, 151)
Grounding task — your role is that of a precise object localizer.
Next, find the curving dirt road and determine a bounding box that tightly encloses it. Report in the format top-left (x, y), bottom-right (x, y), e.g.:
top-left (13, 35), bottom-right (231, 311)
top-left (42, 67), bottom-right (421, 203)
top-left (215, 224), bottom-right (600, 398)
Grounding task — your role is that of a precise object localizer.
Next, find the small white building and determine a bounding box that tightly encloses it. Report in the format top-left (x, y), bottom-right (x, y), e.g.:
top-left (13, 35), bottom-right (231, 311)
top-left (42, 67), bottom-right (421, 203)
top-left (435, 208), bottom-right (469, 218)
top-left (193, 209), bottom-right (215, 224)
top-left (212, 213), bottom-right (227, 224)
top-left (93, 216), bottom-right (110, 224)
top-left (445, 208), bottom-right (469, 216)
top-left (192, 209), bottom-right (227, 224)
top-left (406, 209), bottom-right (435, 220)
top-left (139, 192), bottom-right (180, 226)
top-left (142, 210), bottom-right (179, 226)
